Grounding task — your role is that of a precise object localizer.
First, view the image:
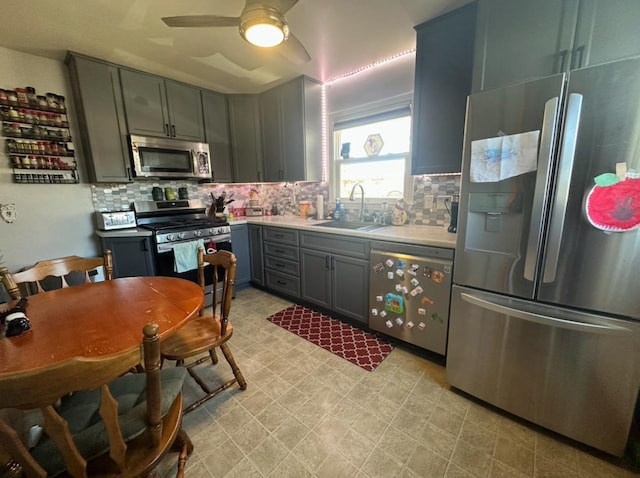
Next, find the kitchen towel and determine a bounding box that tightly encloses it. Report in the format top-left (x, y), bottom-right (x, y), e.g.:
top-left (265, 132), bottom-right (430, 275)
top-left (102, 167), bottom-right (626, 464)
top-left (173, 239), bottom-right (204, 273)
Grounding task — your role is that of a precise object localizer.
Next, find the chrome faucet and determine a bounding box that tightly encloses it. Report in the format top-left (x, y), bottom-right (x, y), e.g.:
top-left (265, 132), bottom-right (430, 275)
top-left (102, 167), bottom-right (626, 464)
top-left (349, 183), bottom-right (365, 222)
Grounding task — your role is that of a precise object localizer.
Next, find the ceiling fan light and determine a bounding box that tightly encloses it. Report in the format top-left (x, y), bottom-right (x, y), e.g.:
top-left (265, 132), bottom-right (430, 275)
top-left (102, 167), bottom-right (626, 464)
top-left (244, 23), bottom-right (286, 47)
top-left (240, 7), bottom-right (289, 48)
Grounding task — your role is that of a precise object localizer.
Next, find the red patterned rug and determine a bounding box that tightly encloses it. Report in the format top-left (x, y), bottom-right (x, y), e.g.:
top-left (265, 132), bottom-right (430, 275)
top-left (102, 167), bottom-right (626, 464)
top-left (267, 305), bottom-right (394, 371)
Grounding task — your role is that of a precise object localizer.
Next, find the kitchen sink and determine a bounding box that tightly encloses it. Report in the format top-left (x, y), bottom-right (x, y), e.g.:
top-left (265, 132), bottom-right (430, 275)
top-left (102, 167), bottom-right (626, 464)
top-left (313, 221), bottom-right (388, 232)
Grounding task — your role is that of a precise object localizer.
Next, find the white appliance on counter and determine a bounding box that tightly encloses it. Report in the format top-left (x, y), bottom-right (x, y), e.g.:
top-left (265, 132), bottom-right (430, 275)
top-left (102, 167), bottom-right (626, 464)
top-left (448, 57), bottom-right (640, 456)
top-left (95, 210), bottom-right (137, 230)
top-left (369, 241), bottom-right (453, 355)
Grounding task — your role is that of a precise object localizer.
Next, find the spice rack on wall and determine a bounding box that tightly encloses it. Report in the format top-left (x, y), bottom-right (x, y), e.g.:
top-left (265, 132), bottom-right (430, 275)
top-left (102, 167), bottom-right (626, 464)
top-left (0, 86), bottom-right (78, 184)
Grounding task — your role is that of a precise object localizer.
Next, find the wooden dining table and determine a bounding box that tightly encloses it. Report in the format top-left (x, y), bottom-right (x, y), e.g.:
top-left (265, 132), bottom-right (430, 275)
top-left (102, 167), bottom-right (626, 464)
top-left (0, 276), bottom-right (204, 375)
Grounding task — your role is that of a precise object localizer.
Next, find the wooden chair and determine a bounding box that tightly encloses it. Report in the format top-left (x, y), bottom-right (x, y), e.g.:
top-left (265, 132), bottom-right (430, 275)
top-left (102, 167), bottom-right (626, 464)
top-left (0, 323), bottom-right (193, 478)
top-left (161, 248), bottom-right (247, 414)
top-left (0, 251), bottom-right (113, 300)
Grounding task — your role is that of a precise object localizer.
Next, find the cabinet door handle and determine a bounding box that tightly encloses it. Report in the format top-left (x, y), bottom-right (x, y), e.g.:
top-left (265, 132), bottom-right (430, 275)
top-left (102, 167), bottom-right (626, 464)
top-left (571, 45), bottom-right (585, 69)
top-left (171, 124), bottom-right (176, 137)
top-left (325, 255), bottom-right (330, 269)
top-left (277, 280), bottom-right (287, 285)
top-left (275, 262), bottom-right (285, 268)
top-left (142, 240), bottom-right (148, 251)
top-left (274, 233), bottom-right (283, 238)
top-left (555, 49), bottom-right (569, 73)
top-left (164, 123), bottom-right (170, 136)
top-left (275, 248), bottom-right (285, 254)
top-left (257, 171), bottom-right (262, 181)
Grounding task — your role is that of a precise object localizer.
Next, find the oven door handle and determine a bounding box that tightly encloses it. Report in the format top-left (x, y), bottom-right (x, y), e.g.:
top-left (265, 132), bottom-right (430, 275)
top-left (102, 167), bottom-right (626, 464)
top-left (156, 234), bottom-right (232, 254)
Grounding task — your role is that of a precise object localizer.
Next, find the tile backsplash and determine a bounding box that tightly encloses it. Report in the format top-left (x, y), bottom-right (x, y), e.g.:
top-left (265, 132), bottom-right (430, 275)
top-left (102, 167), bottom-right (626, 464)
top-left (91, 174), bottom-right (460, 227)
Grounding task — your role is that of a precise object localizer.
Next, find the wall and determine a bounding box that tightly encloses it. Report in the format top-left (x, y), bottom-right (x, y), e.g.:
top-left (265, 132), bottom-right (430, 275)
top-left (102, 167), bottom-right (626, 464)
top-left (0, 47), bottom-right (98, 274)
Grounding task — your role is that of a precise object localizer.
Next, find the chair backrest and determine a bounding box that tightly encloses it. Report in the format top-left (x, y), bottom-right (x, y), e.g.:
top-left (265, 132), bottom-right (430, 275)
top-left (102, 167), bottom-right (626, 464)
top-left (197, 248), bottom-right (236, 333)
top-left (0, 323), bottom-right (182, 478)
top-left (0, 250), bottom-right (113, 300)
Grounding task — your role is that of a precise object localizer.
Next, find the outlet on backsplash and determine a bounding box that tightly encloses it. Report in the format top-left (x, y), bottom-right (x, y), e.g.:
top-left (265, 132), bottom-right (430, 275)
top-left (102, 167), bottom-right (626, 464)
top-left (423, 195), bottom-right (434, 211)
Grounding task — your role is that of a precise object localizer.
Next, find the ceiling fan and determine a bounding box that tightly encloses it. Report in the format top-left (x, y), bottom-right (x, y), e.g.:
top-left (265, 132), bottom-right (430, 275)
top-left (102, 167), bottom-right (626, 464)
top-left (161, 0), bottom-right (311, 64)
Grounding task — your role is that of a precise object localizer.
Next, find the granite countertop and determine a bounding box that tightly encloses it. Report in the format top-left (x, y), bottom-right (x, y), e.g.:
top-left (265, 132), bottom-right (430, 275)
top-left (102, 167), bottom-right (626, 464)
top-left (97, 216), bottom-right (457, 248)
top-left (233, 216), bottom-right (457, 249)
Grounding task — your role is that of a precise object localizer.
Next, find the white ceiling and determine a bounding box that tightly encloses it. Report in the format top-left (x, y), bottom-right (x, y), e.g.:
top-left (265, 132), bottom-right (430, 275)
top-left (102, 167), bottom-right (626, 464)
top-left (0, 0), bottom-right (472, 94)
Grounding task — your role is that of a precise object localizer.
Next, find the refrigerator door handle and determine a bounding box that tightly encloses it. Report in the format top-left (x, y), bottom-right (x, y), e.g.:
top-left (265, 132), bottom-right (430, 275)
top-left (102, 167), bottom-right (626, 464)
top-left (542, 93), bottom-right (583, 283)
top-left (460, 292), bottom-right (631, 335)
top-left (524, 96), bottom-right (561, 281)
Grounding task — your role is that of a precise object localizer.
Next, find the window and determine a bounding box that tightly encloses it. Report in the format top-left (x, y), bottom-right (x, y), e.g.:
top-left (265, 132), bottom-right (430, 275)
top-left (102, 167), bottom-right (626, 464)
top-left (332, 106), bottom-right (412, 202)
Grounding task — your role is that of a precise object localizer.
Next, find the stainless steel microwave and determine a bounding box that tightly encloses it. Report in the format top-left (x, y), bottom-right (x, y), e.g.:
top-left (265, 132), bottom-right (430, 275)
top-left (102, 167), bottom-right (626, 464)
top-left (129, 134), bottom-right (212, 179)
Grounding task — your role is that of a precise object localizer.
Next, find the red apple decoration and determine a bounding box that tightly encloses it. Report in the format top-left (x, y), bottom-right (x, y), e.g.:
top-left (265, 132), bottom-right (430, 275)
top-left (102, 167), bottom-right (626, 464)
top-left (585, 173), bottom-right (640, 232)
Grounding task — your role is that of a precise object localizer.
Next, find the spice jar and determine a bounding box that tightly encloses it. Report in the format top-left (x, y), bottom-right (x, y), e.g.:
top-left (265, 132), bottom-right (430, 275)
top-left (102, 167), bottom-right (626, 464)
top-left (37, 95), bottom-right (47, 108)
top-left (26, 87), bottom-right (37, 106)
top-left (15, 88), bottom-right (28, 106)
top-left (0, 89), bottom-right (7, 104)
top-left (6, 89), bottom-right (18, 105)
top-left (46, 93), bottom-right (58, 110)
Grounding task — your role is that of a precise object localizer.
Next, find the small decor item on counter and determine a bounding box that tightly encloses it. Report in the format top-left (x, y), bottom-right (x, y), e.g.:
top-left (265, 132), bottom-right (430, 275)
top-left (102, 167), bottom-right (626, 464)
top-left (164, 187), bottom-right (176, 200)
top-left (210, 191), bottom-right (235, 217)
top-left (178, 187), bottom-right (189, 199)
top-left (249, 187), bottom-right (260, 207)
top-left (1, 297), bottom-right (31, 337)
top-left (333, 198), bottom-right (341, 221)
top-left (391, 199), bottom-right (408, 226)
top-left (152, 187), bottom-right (163, 201)
top-left (299, 200), bottom-right (310, 218)
top-left (316, 194), bottom-right (324, 220)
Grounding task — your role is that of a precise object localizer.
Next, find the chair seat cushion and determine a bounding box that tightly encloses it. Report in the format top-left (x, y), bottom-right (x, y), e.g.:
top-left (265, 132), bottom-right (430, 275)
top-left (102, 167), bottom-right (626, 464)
top-left (31, 367), bottom-right (186, 477)
top-left (161, 316), bottom-right (233, 360)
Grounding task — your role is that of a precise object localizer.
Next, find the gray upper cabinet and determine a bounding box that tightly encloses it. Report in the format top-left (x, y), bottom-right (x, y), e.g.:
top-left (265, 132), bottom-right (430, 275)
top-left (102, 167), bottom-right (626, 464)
top-left (411, 3), bottom-right (476, 175)
top-left (120, 69), bottom-right (205, 141)
top-left (66, 53), bottom-right (132, 183)
top-left (202, 90), bottom-right (233, 183)
top-left (473, 0), bottom-right (640, 92)
top-left (260, 76), bottom-right (322, 182)
top-left (228, 94), bottom-right (263, 182)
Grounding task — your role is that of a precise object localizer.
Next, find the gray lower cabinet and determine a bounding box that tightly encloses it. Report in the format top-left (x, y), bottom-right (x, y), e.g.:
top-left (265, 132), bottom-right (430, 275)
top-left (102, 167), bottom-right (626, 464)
top-left (228, 95), bottom-right (263, 182)
top-left (120, 69), bottom-right (205, 141)
top-left (263, 227), bottom-right (300, 299)
top-left (248, 224), bottom-right (264, 286)
top-left (473, 0), bottom-right (640, 92)
top-left (66, 53), bottom-right (132, 183)
top-left (230, 224), bottom-right (250, 289)
top-left (202, 90), bottom-right (233, 183)
top-left (100, 236), bottom-right (156, 278)
top-left (411, 3), bottom-right (476, 175)
top-left (300, 232), bottom-right (370, 324)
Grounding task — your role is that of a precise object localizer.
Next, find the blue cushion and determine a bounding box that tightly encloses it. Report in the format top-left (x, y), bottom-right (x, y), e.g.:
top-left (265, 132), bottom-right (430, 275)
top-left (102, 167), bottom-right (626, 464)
top-left (31, 367), bottom-right (186, 477)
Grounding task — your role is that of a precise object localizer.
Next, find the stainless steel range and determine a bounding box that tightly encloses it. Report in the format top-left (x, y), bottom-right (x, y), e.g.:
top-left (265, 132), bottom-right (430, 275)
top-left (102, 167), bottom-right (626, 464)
top-left (134, 199), bottom-right (232, 306)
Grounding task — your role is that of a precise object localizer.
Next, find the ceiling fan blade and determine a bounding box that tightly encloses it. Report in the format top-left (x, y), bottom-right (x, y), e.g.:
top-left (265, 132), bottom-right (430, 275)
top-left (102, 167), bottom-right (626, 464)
top-left (272, 0), bottom-right (300, 14)
top-left (162, 15), bottom-right (240, 28)
top-left (278, 32), bottom-right (311, 64)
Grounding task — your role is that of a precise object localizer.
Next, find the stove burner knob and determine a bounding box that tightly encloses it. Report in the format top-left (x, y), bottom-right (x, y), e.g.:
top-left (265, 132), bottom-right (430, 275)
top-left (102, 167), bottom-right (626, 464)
top-left (166, 234), bottom-right (175, 241)
top-left (194, 230), bottom-right (202, 236)
top-left (177, 232), bottom-right (186, 239)
top-left (208, 228), bottom-right (214, 235)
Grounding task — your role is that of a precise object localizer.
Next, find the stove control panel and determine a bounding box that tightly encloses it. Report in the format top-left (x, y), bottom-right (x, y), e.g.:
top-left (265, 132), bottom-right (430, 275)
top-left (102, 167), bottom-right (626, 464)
top-left (155, 225), bottom-right (231, 245)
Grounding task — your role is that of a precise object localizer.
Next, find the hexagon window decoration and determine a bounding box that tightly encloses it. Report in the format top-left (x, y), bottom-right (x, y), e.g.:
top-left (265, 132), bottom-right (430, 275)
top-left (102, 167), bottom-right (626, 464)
top-left (364, 133), bottom-right (384, 157)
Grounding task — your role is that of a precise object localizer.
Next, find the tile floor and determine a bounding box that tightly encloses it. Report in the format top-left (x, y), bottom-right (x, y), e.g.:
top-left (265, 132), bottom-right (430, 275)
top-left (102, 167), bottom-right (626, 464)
top-left (157, 287), bottom-right (639, 478)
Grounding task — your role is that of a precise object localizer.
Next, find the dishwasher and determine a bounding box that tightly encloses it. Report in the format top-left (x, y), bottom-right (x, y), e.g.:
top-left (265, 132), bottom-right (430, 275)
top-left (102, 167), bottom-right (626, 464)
top-left (369, 241), bottom-right (453, 355)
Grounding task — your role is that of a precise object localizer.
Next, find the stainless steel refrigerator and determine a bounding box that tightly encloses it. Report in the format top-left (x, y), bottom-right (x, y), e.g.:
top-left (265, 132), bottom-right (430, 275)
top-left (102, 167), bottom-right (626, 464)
top-left (447, 56), bottom-right (640, 456)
